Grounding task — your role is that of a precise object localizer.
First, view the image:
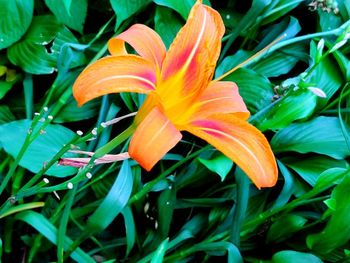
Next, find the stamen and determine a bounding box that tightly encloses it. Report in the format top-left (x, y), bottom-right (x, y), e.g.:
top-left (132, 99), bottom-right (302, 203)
top-left (214, 34), bottom-right (286, 82)
top-left (103, 112), bottom-right (137, 127)
top-left (43, 178), bottom-right (49, 184)
top-left (67, 182), bottom-right (74, 189)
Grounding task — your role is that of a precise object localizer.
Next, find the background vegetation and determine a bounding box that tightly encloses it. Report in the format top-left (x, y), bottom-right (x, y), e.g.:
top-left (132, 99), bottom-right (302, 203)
top-left (0, 0), bottom-right (350, 262)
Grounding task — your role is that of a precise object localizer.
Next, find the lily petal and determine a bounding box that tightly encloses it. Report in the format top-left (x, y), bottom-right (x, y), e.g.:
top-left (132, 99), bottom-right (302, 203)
top-left (73, 55), bottom-right (157, 106)
top-left (186, 115), bottom-right (278, 188)
top-left (192, 81), bottom-right (250, 121)
top-left (158, 1), bottom-right (225, 106)
top-left (108, 24), bottom-right (166, 69)
top-left (129, 107), bottom-right (182, 171)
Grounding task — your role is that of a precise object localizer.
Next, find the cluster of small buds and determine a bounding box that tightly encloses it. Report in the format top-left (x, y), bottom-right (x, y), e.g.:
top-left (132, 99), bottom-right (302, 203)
top-left (308, 0), bottom-right (339, 14)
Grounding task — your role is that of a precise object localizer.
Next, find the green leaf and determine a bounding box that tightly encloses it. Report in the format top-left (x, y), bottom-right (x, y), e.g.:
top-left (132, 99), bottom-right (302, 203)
top-left (0, 202), bottom-right (45, 219)
top-left (154, 6), bottom-right (183, 48)
top-left (15, 211), bottom-right (95, 263)
top-left (0, 106), bottom-right (15, 125)
top-left (307, 174), bottom-right (350, 254)
top-left (62, 0), bottom-right (73, 14)
top-left (0, 0), bottom-right (34, 49)
top-left (199, 154), bottom-right (233, 181)
top-left (260, 0), bottom-right (304, 25)
top-left (7, 16), bottom-right (62, 74)
top-left (153, 0), bottom-right (210, 19)
top-left (272, 161), bottom-right (296, 209)
top-left (313, 168), bottom-right (350, 201)
top-left (256, 90), bottom-right (317, 131)
top-left (0, 119), bottom-right (83, 177)
top-left (267, 214), bottom-right (307, 243)
top-left (0, 81), bottom-right (16, 100)
top-left (285, 156), bottom-right (348, 186)
top-left (310, 42), bottom-right (343, 103)
top-left (272, 250), bottom-right (322, 263)
top-left (45, 0), bottom-right (87, 33)
top-left (54, 98), bottom-right (100, 123)
top-left (122, 207), bottom-right (136, 256)
top-left (318, 9), bottom-right (341, 31)
top-left (110, 0), bottom-right (152, 29)
top-left (86, 161), bottom-right (133, 233)
top-left (221, 68), bottom-right (274, 114)
top-left (192, 242), bottom-right (243, 263)
top-left (8, 16), bottom-right (84, 75)
top-left (252, 43), bottom-right (306, 78)
top-left (157, 182), bottom-right (176, 239)
top-left (271, 116), bottom-right (350, 159)
top-left (151, 238), bottom-right (169, 263)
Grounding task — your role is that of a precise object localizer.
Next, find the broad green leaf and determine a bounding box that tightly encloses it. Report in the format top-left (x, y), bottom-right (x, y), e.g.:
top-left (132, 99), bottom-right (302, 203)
top-left (272, 250), bottom-right (322, 263)
top-left (307, 174), bottom-right (350, 254)
top-left (45, 0), bottom-right (87, 33)
top-left (111, 0), bottom-right (152, 29)
top-left (0, 0), bottom-right (34, 49)
top-left (8, 16), bottom-right (84, 75)
top-left (0, 80), bottom-right (16, 100)
top-left (54, 98), bottom-right (100, 123)
top-left (62, 0), bottom-right (73, 14)
top-left (0, 119), bottom-right (83, 177)
top-left (310, 42), bottom-right (343, 104)
top-left (267, 214), bottom-right (307, 243)
top-left (220, 0), bottom-right (272, 59)
top-left (252, 43), bottom-right (306, 78)
top-left (318, 9), bottom-right (341, 31)
top-left (7, 16), bottom-right (62, 74)
top-left (0, 106), bottom-right (15, 125)
top-left (333, 51), bottom-right (350, 81)
top-left (15, 211), bottom-right (94, 263)
top-left (257, 90), bottom-right (317, 131)
top-left (271, 117), bottom-right (350, 159)
top-left (254, 16), bottom-right (301, 52)
top-left (259, 0), bottom-right (304, 25)
top-left (222, 68), bottom-right (274, 114)
top-left (86, 161), bottom-right (133, 233)
top-left (154, 6), bottom-right (183, 48)
top-left (199, 154), bottom-right (233, 181)
top-left (313, 168), bottom-right (350, 196)
top-left (285, 156), bottom-right (348, 186)
top-left (151, 238), bottom-right (169, 263)
top-left (153, 0), bottom-right (210, 19)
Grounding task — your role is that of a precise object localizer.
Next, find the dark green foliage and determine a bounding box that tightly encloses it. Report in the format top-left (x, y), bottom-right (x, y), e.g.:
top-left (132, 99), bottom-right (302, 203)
top-left (0, 0), bottom-right (350, 262)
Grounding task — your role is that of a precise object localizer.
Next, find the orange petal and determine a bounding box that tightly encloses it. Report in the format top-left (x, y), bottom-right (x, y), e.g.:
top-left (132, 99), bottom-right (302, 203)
top-left (192, 81), bottom-right (250, 121)
top-left (186, 115), bottom-right (278, 188)
top-left (73, 55), bottom-right (156, 106)
top-left (108, 24), bottom-right (166, 69)
top-left (129, 107), bottom-right (182, 171)
top-left (157, 1), bottom-right (225, 107)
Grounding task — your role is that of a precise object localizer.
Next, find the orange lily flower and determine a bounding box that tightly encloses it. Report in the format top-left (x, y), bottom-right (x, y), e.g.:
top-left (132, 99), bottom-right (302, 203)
top-left (73, 0), bottom-right (278, 188)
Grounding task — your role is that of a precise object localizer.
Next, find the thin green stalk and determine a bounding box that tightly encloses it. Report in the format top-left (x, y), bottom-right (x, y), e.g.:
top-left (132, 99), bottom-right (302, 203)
top-left (57, 187), bottom-right (77, 263)
top-left (23, 74), bottom-right (34, 119)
